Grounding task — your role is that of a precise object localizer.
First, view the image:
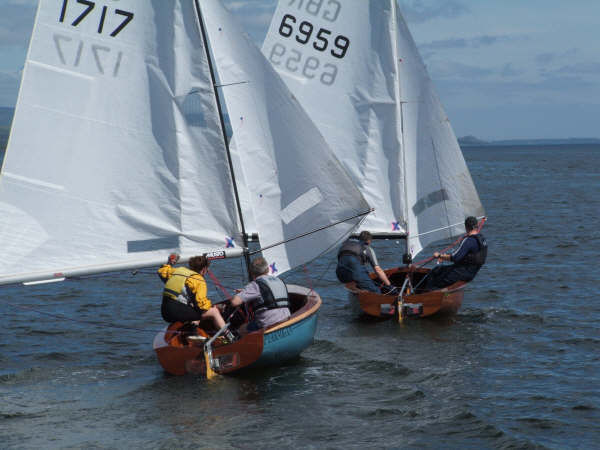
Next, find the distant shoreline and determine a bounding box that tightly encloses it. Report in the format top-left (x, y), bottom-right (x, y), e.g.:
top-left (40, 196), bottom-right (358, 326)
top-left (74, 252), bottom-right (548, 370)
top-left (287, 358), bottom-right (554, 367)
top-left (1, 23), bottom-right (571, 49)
top-left (458, 136), bottom-right (600, 147)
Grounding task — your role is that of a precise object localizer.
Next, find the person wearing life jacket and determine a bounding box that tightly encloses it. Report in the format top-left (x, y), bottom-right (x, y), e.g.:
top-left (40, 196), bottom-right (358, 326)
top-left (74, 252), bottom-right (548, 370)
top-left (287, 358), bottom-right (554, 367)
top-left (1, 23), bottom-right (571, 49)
top-left (426, 216), bottom-right (488, 289)
top-left (335, 231), bottom-right (392, 292)
top-left (228, 257), bottom-right (291, 334)
top-left (158, 254), bottom-right (233, 339)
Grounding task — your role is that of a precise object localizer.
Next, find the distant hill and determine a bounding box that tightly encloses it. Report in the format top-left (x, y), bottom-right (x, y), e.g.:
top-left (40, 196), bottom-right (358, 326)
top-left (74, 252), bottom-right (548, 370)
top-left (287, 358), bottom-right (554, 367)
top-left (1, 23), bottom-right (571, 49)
top-left (458, 135), bottom-right (600, 147)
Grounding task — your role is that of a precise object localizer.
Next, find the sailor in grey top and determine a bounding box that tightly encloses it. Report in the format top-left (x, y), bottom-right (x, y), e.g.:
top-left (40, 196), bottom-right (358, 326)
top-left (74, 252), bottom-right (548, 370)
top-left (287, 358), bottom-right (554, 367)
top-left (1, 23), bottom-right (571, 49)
top-left (236, 274), bottom-right (291, 330)
top-left (229, 257), bottom-right (291, 332)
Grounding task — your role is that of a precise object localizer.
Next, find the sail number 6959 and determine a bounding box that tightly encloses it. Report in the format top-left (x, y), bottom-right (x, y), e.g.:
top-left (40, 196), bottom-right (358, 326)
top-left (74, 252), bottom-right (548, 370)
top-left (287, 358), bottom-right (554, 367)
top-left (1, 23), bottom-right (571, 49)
top-left (279, 14), bottom-right (350, 59)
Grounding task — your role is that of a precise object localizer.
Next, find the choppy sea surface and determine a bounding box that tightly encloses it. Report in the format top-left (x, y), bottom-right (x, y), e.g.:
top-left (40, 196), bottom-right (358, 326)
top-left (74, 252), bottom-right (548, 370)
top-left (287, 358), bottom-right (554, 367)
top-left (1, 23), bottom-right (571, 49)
top-left (1, 144), bottom-right (599, 449)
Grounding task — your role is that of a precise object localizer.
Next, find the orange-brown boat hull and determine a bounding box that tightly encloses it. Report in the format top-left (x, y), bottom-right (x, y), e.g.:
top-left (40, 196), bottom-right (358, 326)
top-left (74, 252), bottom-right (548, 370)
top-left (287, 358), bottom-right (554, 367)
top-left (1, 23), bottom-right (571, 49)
top-left (348, 266), bottom-right (466, 319)
top-left (153, 284), bottom-right (321, 376)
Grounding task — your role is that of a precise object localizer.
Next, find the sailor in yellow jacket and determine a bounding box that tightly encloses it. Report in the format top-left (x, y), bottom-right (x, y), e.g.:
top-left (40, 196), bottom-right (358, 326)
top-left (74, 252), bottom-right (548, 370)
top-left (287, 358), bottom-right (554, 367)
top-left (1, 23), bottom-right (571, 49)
top-left (158, 254), bottom-right (228, 333)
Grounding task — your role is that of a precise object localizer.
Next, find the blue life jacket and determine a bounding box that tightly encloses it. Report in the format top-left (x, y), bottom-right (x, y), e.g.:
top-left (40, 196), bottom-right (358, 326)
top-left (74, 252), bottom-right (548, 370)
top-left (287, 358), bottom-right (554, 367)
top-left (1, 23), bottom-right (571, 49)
top-left (460, 234), bottom-right (487, 267)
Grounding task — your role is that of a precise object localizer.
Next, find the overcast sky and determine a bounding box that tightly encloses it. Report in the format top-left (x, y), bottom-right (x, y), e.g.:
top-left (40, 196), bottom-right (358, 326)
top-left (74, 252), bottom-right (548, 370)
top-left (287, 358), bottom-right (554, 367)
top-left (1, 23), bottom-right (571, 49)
top-left (1, 0), bottom-right (599, 140)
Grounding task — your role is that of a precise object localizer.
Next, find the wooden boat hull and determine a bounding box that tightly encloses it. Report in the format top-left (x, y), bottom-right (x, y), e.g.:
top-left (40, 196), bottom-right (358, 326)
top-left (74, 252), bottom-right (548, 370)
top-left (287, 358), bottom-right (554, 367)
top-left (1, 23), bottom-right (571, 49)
top-left (153, 284), bottom-right (321, 376)
top-left (347, 267), bottom-right (466, 319)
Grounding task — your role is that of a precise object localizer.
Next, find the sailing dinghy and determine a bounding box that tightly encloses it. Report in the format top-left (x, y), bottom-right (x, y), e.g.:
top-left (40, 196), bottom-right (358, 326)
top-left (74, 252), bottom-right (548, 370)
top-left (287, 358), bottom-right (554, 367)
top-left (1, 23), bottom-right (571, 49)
top-left (0, 0), bottom-right (370, 375)
top-left (263, 0), bottom-right (485, 320)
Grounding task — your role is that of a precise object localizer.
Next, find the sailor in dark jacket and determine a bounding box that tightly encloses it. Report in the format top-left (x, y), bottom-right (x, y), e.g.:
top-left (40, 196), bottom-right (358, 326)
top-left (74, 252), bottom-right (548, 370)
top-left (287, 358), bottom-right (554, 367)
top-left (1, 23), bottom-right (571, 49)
top-left (426, 216), bottom-right (487, 289)
top-left (336, 231), bottom-right (392, 292)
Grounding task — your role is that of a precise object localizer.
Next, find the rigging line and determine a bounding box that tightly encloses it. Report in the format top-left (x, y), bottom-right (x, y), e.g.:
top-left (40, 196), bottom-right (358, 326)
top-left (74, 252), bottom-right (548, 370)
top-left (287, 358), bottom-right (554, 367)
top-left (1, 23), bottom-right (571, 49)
top-left (302, 265), bottom-right (315, 297)
top-left (248, 208), bottom-right (373, 256)
top-left (307, 252), bottom-right (337, 289)
top-left (413, 214), bottom-right (486, 239)
top-left (215, 81), bottom-right (249, 88)
top-left (206, 269), bottom-right (232, 301)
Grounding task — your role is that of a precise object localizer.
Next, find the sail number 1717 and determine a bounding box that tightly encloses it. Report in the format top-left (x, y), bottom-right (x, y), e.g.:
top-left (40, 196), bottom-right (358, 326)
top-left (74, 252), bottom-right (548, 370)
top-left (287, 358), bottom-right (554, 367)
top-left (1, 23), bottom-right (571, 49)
top-left (59, 0), bottom-right (134, 37)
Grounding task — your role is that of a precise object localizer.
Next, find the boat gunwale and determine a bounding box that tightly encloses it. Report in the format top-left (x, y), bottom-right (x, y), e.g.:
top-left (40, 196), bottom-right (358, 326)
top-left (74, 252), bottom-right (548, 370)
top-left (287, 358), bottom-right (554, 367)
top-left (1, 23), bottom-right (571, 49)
top-left (263, 284), bottom-right (322, 334)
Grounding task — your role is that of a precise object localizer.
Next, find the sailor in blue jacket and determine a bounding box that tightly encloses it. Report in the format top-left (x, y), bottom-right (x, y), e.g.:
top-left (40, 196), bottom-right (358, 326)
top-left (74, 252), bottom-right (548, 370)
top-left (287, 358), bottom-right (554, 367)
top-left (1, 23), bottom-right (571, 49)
top-left (426, 216), bottom-right (487, 290)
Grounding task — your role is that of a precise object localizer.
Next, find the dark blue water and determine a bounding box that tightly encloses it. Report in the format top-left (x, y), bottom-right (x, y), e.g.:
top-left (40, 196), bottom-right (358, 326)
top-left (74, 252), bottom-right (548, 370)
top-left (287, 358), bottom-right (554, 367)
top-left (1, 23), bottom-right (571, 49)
top-left (1, 145), bottom-right (599, 448)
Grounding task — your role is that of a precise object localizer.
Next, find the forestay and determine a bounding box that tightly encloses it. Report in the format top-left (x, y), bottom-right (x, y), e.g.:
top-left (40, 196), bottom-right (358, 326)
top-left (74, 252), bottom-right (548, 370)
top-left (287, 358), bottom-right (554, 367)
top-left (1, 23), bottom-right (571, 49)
top-left (202, 0), bottom-right (371, 275)
top-left (263, 0), bottom-right (484, 257)
top-left (0, 0), bottom-right (242, 285)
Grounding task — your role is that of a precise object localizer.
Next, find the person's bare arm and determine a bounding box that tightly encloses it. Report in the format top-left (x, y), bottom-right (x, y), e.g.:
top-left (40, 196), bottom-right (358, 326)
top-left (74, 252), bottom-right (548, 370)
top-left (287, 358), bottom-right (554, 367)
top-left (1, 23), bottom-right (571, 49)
top-left (374, 266), bottom-right (391, 286)
top-left (229, 294), bottom-right (243, 307)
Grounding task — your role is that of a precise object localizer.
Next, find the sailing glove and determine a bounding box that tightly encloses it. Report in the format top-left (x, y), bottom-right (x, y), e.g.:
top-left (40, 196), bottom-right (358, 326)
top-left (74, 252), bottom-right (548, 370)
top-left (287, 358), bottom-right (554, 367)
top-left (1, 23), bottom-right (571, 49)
top-left (167, 253), bottom-right (180, 265)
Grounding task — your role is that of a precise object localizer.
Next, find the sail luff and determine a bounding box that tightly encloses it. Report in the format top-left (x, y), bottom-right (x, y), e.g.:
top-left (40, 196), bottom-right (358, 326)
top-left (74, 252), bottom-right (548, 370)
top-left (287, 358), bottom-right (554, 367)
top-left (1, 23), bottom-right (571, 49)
top-left (193, 0), bottom-right (251, 274)
top-left (389, 0), bottom-right (411, 255)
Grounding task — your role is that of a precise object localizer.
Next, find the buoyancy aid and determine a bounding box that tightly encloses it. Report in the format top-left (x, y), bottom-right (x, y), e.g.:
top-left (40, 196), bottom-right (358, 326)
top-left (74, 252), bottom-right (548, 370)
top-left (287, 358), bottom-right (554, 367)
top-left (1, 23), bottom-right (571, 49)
top-left (461, 234), bottom-right (487, 267)
top-left (337, 238), bottom-right (368, 265)
top-left (254, 276), bottom-right (289, 312)
top-left (163, 267), bottom-right (197, 305)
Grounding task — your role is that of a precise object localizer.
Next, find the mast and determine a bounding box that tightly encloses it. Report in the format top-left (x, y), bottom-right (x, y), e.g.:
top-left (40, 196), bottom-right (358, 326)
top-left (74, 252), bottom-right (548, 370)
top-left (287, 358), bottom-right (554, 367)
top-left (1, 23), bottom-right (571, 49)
top-left (193, 0), bottom-right (252, 278)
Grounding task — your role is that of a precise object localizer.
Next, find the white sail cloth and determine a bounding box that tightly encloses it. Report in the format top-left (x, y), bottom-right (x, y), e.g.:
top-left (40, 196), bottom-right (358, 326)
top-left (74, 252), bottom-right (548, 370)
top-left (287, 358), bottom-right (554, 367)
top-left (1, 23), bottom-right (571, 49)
top-left (393, 6), bottom-right (484, 256)
top-left (202, 0), bottom-right (370, 275)
top-left (263, 0), bottom-right (484, 257)
top-left (0, 0), bottom-right (370, 285)
top-left (0, 0), bottom-right (243, 284)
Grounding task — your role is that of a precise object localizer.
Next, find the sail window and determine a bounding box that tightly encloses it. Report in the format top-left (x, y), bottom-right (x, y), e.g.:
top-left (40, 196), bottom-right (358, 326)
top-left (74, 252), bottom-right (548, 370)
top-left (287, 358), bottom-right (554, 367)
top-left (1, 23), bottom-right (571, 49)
top-left (181, 90), bottom-right (233, 141)
top-left (412, 189), bottom-right (449, 216)
top-left (181, 90), bottom-right (207, 128)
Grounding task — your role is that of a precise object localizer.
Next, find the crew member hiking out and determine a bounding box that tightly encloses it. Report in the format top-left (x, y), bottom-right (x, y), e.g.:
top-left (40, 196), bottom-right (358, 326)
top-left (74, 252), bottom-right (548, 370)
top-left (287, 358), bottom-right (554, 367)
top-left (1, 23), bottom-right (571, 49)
top-left (426, 216), bottom-right (487, 290)
top-left (335, 231), bottom-right (393, 293)
top-left (158, 254), bottom-right (235, 342)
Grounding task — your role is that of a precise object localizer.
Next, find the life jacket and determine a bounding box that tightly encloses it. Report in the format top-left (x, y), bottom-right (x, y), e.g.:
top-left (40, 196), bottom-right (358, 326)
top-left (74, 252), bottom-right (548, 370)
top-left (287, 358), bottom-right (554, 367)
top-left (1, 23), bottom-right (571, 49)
top-left (337, 238), bottom-right (368, 265)
top-left (461, 234), bottom-right (487, 267)
top-left (253, 276), bottom-right (289, 312)
top-left (163, 267), bottom-right (197, 305)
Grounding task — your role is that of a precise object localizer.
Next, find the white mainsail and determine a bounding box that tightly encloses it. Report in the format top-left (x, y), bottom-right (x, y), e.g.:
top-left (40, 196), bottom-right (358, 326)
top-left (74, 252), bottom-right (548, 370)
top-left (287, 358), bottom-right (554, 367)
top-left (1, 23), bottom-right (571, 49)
top-left (0, 0), bottom-right (370, 285)
top-left (0, 0), bottom-right (242, 285)
top-left (202, 0), bottom-right (371, 275)
top-left (263, 0), bottom-right (484, 257)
